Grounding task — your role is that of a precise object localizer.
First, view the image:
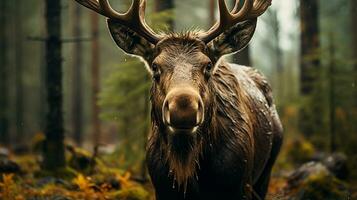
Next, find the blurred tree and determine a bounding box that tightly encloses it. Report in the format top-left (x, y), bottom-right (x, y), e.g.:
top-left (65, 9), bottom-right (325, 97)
top-left (267, 9), bottom-right (283, 73)
top-left (39, 2), bottom-right (47, 133)
top-left (91, 12), bottom-right (101, 146)
top-left (352, 0), bottom-right (357, 66)
top-left (265, 9), bottom-right (283, 103)
top-left (155, 0), bottom-right (174, 28)
top-left (351, 0), bottom-right (357, 106)
top-left (328, 34), bottom-right (336, 152)
top-left (351, 0), bottom-right (357, 147)
top-left (299, 0), bottom-right (323, 138)
top-left (72, 3), bottom-right (84, 146)
top-left (14, 0), bottom-right (24, 143)
top-left (0, 1), bottom-right (9, 145)
top-left (43, 0), bottom-right (66, 170)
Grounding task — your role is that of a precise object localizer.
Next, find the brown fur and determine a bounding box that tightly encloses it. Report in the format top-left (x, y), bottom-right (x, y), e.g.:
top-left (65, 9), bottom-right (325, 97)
top-left (109, 19), bottom-right (281, 199)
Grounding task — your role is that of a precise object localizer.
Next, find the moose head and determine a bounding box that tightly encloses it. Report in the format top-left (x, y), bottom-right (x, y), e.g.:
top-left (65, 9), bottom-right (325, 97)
top-left (74, 0), bottom-right (271, 136)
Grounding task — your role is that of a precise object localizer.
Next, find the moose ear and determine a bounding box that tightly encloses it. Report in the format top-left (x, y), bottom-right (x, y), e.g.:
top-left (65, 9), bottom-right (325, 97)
top-left (107, 19), bottom-right (155, 62)
top-left (208, 19), bottom-right (257, 61)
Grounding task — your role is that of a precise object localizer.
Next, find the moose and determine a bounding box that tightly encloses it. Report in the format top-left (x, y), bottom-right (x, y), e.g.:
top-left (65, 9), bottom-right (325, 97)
top-left (74, 0), bottom-right (283, 199)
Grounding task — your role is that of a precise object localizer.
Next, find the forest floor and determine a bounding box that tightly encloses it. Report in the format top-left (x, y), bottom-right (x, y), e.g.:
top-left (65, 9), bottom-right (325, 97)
top-left (0, 154), bottom-right (286, 200)
top-left (0, 136), bottom-right (355, 200)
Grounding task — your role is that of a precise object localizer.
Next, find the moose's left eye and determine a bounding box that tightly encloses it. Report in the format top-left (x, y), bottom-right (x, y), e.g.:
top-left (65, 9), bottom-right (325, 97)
top-left (206, 62), bottom-right (213, 71)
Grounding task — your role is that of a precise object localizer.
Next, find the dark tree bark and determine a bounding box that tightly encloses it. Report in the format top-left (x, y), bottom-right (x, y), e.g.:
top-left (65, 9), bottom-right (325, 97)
top-left (91, 12), bottom-right (101, 146)
top-left (299, 0), bottom-right (322, 137)
top-left (14, 0), bottom-right (24, 142)
top-left (39, 2), bottom-right (47, 132)
top-left (0, 1), bottom-right (9, 145)
top-left (72, 4), bottom-right (83, 146)
top-left (352, 0), bottom-right (357, 69)
top-left (43, 0), bottom-right (66, 170)
top-left (350, 0), bottom-right (357, 142)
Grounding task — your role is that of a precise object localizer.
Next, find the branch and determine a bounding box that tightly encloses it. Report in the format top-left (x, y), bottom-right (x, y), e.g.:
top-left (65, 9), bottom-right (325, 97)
top-left (27, 36), bottom-right (93, 43)
top-left (61, 37), bottom-right (93, 43)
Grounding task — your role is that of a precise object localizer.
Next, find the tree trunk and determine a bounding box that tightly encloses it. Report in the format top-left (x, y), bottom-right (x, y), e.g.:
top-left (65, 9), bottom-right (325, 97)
top-left (14, 0), bottom-right (24, 143)
top-left (39, 2), bottom-right (47, 132)
top-left (91, 12), bottom-right (101, 146)
top-left (267, 9), bottom-right (283, 103)
top-left (328, 34), bottom-right (336, 152)
top-left (72, 4), bottom-right (83, 146)
top-left (299, 0), bottom-right (321, 137)
top-left (351, 0), bottom-right (357, 143)
top-left (155, 0), bottom-right (175, 28)
top-left (0, 1), bottom-right (9, 145)
top-left (43, 0), bottom-right (66, 170)
top-left (352, 0), bottom-right (357, 73)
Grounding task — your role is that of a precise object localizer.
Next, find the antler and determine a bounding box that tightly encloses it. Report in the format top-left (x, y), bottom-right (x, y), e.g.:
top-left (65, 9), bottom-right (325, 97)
top-left (199, 0), bottom-right (272, 43)
top-left (74, 0), bottom-right (161, 44)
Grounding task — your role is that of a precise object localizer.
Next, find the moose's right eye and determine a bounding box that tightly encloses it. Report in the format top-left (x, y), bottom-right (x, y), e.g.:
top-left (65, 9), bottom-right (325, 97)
top-left (206, 62), bottom-right (213, 72)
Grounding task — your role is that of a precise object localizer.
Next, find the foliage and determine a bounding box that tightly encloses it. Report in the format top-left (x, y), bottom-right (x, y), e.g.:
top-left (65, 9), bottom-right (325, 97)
top-left (99, 57), bottom-right (150, 172)
top-left (0, 151), bottom-right (151, 200)
top-left (111, 187), bottom-right (150, 200)
top-left (285, 137), bottom-right (316, 164)
top-left (0, 174), bottom-right (21, 200)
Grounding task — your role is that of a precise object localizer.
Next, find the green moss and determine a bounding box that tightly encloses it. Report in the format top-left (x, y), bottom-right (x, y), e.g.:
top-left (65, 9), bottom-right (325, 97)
top-left (288, 165), bottom-right (350, 200)
top-left (91, 167), bottom-right (124, 186)
top-left (35, 167), bottom-right (78, 180)
top-left (286, 137), bottom-right (315, 164)
top-left (111, 186), bottom-right (150, 200)
top-left (300, 172), bottom-right (349, 200)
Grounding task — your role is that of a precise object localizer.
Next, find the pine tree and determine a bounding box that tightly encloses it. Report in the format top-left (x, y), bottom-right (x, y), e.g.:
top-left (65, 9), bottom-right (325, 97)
top-left (299, 0), bottom-right (323, 138)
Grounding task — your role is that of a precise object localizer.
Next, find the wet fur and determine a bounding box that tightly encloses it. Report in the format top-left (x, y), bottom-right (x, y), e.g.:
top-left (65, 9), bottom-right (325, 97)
top-left (147, 39), bottom-right (283, 199)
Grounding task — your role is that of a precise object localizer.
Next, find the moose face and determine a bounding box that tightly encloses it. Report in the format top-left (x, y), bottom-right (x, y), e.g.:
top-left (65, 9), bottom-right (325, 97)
top-left (150, 38), bottom-right (213, 135)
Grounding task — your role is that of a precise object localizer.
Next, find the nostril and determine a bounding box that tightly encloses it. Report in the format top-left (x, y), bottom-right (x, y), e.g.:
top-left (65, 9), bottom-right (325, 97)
top-left (162, 100), bottom-right (170, 125)
top-left (196, 99), bottom-right (204, 125)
